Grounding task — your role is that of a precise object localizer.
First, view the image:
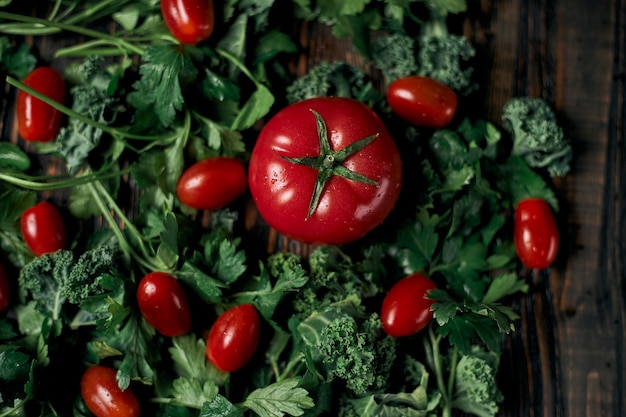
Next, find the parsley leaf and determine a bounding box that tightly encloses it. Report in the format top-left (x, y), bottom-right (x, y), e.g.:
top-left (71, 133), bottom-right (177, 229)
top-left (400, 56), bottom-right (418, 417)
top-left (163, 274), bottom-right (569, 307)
top-left (128, 45), bottom-right (198, 128)
top-left (0, 36), bottom-right (35, 79)
top-left (243, 377), bottom-right (315, 417)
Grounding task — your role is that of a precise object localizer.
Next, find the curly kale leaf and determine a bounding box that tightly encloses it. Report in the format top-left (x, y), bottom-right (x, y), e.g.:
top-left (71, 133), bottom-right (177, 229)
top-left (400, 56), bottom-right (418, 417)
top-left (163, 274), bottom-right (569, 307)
top-left (371, 33), bottom-right (418, 83)
top-left (298, 305), bottom-right (396, 395)
top-left (285, 61), bottom-right (379, 105)
top-left (502, 96), bottom-right (573, 177)
top-left (451, 346), bottom-right (504, 417)
top-left (18, 246), bottom-right (118, 321)
top-left (57, 56), bottom-right (121, 174)
top-left (418, 19), bottom-right (476, 92)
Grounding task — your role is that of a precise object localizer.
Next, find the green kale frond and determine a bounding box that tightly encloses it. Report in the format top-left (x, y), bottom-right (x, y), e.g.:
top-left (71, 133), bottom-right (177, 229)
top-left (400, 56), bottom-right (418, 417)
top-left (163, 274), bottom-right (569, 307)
top-left (300, 306), bottom-right (396, 396)
top-left (502, 96), bottom-right (573, 177)
top-left (285, 61), bottom-right (379, 105)
top-left (371, 33), bottom-right (418, 84)
top-left (417, 20), bottom-right (476, 93)
top-left (18, 246), bottom-right (119, 321)
top-left (451, 346), bottom-right (504, 417)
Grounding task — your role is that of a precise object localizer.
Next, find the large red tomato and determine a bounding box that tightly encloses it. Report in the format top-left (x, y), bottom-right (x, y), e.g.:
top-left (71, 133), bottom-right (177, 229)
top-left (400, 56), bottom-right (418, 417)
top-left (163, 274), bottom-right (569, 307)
top-left (20, 201), bottom-right (67, 256)
top-left (17, 66), bottom-right (66, 142)
top-left (80, 365), bottom-right (141, 417)
top-left (137, 272), bottom-right (192, 337)
top-left (206, 303), bottom-right (260, 372)
top-left (248, 97), bottom-right (403, 245)
top-left (514, 197), bottom-right (559, 269)
top-left (161, 0), bottom-right (215, 45)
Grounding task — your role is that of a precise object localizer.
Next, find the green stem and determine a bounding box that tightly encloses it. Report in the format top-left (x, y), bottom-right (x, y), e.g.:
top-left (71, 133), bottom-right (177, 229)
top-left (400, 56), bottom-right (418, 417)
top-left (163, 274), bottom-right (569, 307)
top-left (429, 326), bottom-right (452, 417)
top-left (5, 76), bottom-right (179, 143)
top-left (0, 167), bottom-right (130, 191)
top-left (277, 354), bottom-right (305, 382)
top-left (447, 345), bottom-right (459, 402)
top-left (215, 48), bottom-right (260, 88)
top-left (0, 11), bottom-right (144, 55)
top-left (85, 179), bottom-right (155, 273)
top-left (92, 180), bottom-right (152, 262)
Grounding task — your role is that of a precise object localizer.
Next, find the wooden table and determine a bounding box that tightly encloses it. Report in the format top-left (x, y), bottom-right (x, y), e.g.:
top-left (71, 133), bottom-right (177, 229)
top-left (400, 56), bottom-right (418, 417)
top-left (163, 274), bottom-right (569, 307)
top-left (1, 1), bottom-right (624, 416)
top-left (472, 1), bottom-right (625, 416)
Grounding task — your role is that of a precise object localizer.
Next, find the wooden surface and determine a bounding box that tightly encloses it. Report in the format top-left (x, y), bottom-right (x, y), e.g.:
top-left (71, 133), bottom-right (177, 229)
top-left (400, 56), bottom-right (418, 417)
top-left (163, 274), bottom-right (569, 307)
top-left (1, 1), bottom-right (624, 416)
top-left (474, 1), bottom-right (625, 416)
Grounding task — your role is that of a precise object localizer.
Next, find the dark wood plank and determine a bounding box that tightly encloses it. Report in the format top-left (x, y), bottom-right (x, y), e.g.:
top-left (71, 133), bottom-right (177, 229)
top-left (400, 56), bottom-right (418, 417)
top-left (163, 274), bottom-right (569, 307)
top-left (476, 1), bottom-right (625, 416)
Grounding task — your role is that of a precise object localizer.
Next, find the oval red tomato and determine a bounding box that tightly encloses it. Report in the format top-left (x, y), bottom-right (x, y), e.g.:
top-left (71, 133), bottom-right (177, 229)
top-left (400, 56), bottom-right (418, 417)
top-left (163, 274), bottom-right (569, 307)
top-left (20, 201), bottom-right (67, 257)
top-left (0, 263), bottom-right (9, 312)
top-left (514, 197), bottom-right (559, 269)
top-left (386, 75), bottom-right (458, 128)
top-left (248, 97), bottom-right (403, 245)
top-left (161, 0), bottom-right (215, 45)
top-left (17, 66), bottom-right (66, 142)
top-left (206, 303), bottom-right (260, 372)
top-left (381, 273), bottom-right (437, 337)
top-left (177, 157), bottom-right (248, 210)
top-left (80, 365), bottom-right (141, 417)
top-left (137, 272), bottom-right (192, 337)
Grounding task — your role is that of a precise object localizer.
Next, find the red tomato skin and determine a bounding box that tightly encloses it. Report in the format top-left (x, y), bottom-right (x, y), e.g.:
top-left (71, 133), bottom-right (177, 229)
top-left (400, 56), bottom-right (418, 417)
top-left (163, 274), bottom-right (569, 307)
top-left (80, 365), bottom-right (141, 417)
top-left (206, 303), bottom-right (260, 372)
top-left (0, 263), bottom-right (9, 312)
top-left (161, 0), bottom-right (215, 45)
top-left (20, 201), bottom-right (67, 257)
top-left (17, 66), bottom-right (66, 142)
top-left (381, 273), bottom-right (437, 338)
top-left (386, 75), bottom-right (458, 129)
top-left (248, 97), bottom-right (403, 245)
top-left (514, 198), bottom-right (559, 269)
top-left (177, 157), bottom-right (248, 210)
top-left (137, 272), bottom-right (192, 337)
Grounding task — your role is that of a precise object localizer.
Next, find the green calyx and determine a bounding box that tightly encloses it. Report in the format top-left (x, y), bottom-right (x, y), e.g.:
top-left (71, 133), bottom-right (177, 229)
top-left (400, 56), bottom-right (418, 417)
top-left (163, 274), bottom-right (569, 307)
top-left (280, 109), bottom-right (380, 219)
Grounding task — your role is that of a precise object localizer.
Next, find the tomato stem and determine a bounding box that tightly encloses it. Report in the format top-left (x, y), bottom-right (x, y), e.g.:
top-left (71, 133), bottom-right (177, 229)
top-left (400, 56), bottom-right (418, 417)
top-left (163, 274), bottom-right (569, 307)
top-left (279, 109), bottom-right (380, 218)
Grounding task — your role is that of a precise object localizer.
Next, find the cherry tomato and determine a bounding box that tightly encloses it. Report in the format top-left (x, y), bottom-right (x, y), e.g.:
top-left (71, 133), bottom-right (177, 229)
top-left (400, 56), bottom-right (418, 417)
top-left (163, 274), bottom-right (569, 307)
top-left (386, 75), bottom-right (458, 128)
top-left (80, 365), bottom-right (141, 417)
top-left (20, 201), bottom-right (67, 257)
top-left (17, 66), bottom-right (66, 142)
top-left (177, 157), bottom-right (248, 210)
top-left (514, 197), bottom-right (559, 269)
top-left (137, 271), bottom-right (192, 337)
top-left (381, 273), bottom-right (437, 337)
top-left (248, 97), bottom-right (403, 245)
top-left (0, 263), bottom-right (9, 312)
top-left (206, 303), bottom-right (260, 372)
top-left (161, 0), bottom-right (215, 45)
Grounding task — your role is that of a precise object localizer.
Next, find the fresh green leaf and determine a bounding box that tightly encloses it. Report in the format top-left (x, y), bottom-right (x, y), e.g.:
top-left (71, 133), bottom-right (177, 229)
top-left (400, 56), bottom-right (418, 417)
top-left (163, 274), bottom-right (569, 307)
top-left (243, 377), bottom-right (314, 417)
top-left (482, 273), bottom-right (528, 304)
top-left (128, 44), bottom-right (198, 128)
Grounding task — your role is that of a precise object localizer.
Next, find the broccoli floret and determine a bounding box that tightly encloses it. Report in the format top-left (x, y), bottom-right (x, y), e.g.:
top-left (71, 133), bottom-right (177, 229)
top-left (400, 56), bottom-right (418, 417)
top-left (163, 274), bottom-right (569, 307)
top-left (502, 96), bottom-right (573, 177)
top-left (417, 19), bottom-right (476, 93)
top-left (19, 246), bottom-right (119, 320)
top-left (371, 33), bottom-right (418, 83)
top-left (285, 61), bottom-right (379, 105)
top-left (451, 346), bottom-right (504, 417)
top-left (302, 308), bottom-right (396, 395)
